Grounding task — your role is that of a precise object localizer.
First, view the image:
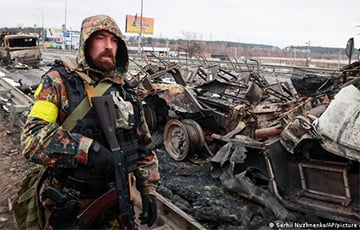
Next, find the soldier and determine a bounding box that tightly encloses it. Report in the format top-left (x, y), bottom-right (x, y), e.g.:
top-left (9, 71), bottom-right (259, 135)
top-left (20, 14), bottom-right (159, 229)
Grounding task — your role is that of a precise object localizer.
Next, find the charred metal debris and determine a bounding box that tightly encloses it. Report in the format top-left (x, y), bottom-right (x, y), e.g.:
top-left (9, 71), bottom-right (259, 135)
top-left (128, 54), bottom-right (360, 224)
top-left (0, 32), bottom-right (42, 69)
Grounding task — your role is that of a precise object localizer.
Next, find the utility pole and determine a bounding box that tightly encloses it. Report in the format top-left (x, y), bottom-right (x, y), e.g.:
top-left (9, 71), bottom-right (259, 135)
top-left (40, 10), bottom-right (44, 48)
top-left (64, 0), bottom-right (67, 29)
top-left (41, 12), bottom-right (44, 45)
top-left (35, 8), bottom-right (45, 47)
top-left (137, 0), bottom-right (143, 55)
top-left (63, 0), bottom-right (67, 50)
top-left (305, 40), bottom-right (311, 67)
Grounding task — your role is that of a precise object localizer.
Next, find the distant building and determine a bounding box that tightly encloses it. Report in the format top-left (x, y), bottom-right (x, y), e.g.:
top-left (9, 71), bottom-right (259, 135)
top-left (44, 28), bottom-right (79, 50)
top-left (210, 54), bottom-right (230, 61)
top-left (128, 46), bottom-right (170, 57)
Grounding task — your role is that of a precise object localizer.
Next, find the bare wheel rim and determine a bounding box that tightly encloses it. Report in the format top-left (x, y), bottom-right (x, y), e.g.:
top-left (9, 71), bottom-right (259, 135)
top-left (164, 119), bottom-right (190, 161)
top-left (182, 119), bottom-right (205, 153)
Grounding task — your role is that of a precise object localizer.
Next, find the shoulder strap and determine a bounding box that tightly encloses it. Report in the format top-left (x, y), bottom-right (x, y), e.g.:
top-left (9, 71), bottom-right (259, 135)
top-left (56, 57), bottom-right (114, 131)
top-left (62, 81), bottom-right (112, 131)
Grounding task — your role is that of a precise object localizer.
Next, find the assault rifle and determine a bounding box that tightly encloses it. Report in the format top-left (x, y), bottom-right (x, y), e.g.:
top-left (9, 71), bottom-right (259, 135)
top-left (77, 95), bottom-right (135, 229)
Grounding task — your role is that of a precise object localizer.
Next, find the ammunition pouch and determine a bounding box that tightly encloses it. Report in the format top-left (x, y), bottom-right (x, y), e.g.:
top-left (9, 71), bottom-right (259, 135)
top-left (111, 91), bottom-right (135, 130)
top-left (121, 139), bottom-right (139, 173)
top-left (41, 185), bottom-right (81, 229)
top-left (48, 128), bottom-right (139, 197)
top-left (48, 166), bottom-right (113, 198)
top-left (65, 174), bottom-right (110, 198)
top-left (49, 199), bottom-right (81, 229)
top-left (117, 129), bottom-right (139, 173)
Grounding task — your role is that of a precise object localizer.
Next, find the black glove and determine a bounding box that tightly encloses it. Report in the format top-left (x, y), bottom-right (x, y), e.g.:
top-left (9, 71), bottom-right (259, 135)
top-left (88, 141), bottom-right (114, 174)
top-left (139, 194), bottom-right (157, 227)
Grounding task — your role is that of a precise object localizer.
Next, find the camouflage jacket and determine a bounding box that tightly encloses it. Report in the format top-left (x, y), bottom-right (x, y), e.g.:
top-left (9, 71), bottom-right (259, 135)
top-left (21, 14), bottom-right (159, 195)
top-left (21, 70), bottom-right (159, 194)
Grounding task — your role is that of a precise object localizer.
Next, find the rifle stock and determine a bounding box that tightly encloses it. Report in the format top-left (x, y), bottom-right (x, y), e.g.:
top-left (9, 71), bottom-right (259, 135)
top-left (77, 188), bottom-right (117, 227)
top-left (82, 95), bottom-right (135, 229)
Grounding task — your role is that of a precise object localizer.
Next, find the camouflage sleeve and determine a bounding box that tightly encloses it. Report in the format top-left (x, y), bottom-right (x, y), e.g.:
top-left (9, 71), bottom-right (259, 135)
top-left (135, 151), bottom-right (160, 194)
top-left (134, 107), bottom-right (160, 194)
top-left (21, 72), bottom-right (93, 168)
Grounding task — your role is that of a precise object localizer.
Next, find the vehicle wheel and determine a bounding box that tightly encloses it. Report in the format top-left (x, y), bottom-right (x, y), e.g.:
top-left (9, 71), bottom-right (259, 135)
top-left (164, 119), bottom-right (190, 161)
top-left (182, 119), bottom-right (205, 153)
top-left (143, 104), bottom-right (157, 131)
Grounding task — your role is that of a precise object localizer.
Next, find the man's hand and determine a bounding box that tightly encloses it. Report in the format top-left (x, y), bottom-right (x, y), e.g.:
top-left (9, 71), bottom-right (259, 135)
top-left (139, 194), bottom-right (157, 227)
top-left (88, 141), bottom-right (114, 174)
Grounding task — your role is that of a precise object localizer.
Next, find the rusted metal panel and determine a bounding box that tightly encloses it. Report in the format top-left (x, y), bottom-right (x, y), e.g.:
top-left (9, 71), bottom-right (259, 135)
top-left (152, 83), bottom-right (203, 114)
top-left (298, 159), bottom-right (352, 206)
top-left (265, 145), bottom-right (360, 224)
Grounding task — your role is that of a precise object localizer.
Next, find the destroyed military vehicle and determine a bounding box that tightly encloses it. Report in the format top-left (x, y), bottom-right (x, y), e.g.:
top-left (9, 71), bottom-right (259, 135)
top-left (137, 59), bottom-right (298, 160)
top-left (0, 32), bottom-right (42, 67)
top-left (132, 55), bottom-right (359, 224)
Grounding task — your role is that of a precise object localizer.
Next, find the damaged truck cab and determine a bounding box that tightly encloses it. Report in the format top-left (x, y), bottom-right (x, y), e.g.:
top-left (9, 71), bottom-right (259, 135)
top-left (0, 32), bottom-right (42, 67)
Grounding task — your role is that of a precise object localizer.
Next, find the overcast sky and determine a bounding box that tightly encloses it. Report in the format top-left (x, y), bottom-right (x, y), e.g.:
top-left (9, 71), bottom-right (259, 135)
top-left (1, 0), bottom-right (360, 48)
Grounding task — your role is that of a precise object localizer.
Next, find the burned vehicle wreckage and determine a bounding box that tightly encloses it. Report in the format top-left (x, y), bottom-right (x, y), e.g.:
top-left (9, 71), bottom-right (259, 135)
top-left (0, 32), bottom-right (42, 68)
top-left (129, 55), bottom-right (360, 225)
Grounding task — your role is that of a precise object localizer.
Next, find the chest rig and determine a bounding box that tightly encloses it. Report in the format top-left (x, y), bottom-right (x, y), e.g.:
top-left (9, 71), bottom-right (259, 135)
top-left (49, 63), bottom-right (139, 197)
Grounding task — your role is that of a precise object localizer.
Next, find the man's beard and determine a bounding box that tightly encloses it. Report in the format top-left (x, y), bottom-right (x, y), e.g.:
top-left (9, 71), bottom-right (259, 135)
top-left (91, 50), bottom-right (116, 72)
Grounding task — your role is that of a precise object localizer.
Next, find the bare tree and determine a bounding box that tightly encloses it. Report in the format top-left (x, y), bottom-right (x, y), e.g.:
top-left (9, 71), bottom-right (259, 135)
top-left (181, 30), bottom-right (202, 58)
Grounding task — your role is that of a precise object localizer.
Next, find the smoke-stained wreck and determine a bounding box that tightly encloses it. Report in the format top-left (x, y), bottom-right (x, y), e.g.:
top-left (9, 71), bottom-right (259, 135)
top-left (0, 32), bottom-right (42, 68)
top-left (133, 57), bottom-right (360, 224)
top-left (213, 62), bottom-right (359, 224)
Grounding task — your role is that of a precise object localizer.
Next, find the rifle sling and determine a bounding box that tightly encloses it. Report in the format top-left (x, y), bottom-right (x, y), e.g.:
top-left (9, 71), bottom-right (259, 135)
top-left (62, 81), bottom-right (112, 131)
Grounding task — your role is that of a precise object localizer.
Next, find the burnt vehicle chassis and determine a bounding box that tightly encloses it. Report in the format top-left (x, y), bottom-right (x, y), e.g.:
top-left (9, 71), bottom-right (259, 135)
top-left (136, 59), bottom-right (360, 224)
top-left (210, 68), bottom-right (360, 224)
top-left (267, 94), bottom-right (359, 223)
top-left (138, 62), bottom-right (288, 161)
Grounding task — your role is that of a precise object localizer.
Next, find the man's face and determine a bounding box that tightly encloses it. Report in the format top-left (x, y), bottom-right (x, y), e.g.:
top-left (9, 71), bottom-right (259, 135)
top-left (87, 30), bottom-right (118, 72)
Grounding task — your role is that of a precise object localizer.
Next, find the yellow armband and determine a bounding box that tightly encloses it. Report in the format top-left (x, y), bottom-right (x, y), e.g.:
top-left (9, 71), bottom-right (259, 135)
top-left (29, 100), bottom-right (59, 123)
top-left (33, 83), bottom-right (42, 97)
